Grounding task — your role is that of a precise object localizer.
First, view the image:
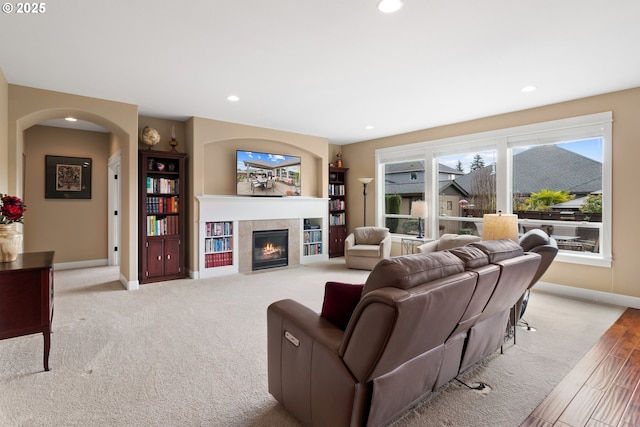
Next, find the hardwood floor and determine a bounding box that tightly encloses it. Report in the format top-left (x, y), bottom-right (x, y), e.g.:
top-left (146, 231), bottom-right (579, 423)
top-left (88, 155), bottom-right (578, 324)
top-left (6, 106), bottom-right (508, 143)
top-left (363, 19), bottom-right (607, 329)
top-left (521, 308), bottom-right (640, 427)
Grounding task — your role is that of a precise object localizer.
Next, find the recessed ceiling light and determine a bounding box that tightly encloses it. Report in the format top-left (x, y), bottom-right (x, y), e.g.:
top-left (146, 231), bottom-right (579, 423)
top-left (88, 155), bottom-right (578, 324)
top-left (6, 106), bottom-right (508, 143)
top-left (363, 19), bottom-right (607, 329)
top-left (64, 117), bottom-right (78, 122)
top-left (365, 125), bottom-right (375, 130)
top-left (378, 0), bottom-right (404, 13)
top-left (226, 95), bottom-right (240, 102)
top-left (521, 86), bottom-right (537, 93)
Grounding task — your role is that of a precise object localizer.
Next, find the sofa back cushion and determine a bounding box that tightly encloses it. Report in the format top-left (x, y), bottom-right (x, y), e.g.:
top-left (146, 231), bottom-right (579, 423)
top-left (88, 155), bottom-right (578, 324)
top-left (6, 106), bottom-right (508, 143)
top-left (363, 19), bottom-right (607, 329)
top-left (362, 251), bottom-right (465, 295)
top-left (470, 239), bottom-right (524, 263)
top-left (436, 233), bottom-right (481, 251)
top-left (354, 227), bottom-right (390, 245)
top-left (448, 246), bottom-right (489, 269)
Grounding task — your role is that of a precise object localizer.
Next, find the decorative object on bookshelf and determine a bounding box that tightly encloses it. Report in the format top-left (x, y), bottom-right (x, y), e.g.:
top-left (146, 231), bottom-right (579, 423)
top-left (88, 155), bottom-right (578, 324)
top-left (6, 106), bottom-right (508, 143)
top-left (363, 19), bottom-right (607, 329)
top-left (138, 150), bottom-right (187, 284)
top-left (336, 153), bottom-right (343, 168)
top-left (45, 155), bottom-right (92, 199)
top-left (139, 126), bottom-right (161, 148)
top-left (169, 126), bottom-right (179, 152)
top-left (329, 167), bottom-right (348, 258)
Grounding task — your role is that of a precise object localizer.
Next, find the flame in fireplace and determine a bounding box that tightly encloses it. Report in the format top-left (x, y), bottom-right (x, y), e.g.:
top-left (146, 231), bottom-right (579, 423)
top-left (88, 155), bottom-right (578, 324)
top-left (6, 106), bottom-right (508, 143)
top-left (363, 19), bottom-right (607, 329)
top-left (262, 242), bottom-right (281, 257)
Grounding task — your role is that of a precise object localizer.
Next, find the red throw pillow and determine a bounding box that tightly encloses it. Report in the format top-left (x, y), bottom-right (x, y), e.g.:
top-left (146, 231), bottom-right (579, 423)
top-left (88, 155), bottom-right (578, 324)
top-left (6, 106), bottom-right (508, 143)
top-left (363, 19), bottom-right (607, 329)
top-left (321, 281), bottom-right (364, 330)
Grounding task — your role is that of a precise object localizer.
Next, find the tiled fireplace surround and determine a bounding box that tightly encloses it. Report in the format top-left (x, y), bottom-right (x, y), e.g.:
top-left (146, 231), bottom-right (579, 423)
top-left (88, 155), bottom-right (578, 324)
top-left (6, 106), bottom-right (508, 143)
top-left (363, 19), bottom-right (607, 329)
top-left (238, 219), bottom-right (300, 273)
top-left (197, 196), bottom-right (328, 277)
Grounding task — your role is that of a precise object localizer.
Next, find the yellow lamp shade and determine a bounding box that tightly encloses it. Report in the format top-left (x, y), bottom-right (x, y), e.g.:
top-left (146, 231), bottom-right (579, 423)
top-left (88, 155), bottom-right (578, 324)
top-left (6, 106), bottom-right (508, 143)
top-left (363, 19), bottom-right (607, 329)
top-left (483, 213), bottom-right (518, 242)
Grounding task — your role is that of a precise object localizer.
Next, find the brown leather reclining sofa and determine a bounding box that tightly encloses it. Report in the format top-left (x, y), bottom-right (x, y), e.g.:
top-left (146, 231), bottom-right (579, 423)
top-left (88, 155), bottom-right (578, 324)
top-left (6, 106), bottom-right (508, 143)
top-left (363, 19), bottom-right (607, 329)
top-left (267, 239), bottom-right (541, 426)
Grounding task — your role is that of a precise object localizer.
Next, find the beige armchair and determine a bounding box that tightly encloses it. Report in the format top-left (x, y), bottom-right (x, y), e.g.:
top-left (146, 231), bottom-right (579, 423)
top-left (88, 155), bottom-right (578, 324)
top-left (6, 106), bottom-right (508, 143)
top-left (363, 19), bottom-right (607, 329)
top-left (344, 227), bottom-right (391, 270)
top-left (417, 233), bottom-right (481, 253)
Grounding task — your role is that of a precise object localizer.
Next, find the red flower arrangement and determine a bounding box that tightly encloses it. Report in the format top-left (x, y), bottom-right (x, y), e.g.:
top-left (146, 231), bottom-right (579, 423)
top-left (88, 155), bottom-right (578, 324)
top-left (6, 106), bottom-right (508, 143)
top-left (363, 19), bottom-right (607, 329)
top-left (0, 194), bottom-right (27, 224)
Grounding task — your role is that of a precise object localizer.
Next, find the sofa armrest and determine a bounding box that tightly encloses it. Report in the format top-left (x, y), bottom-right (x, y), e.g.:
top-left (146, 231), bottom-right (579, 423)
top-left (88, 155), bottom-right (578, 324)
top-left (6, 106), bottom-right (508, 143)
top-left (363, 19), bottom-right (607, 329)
top-left (379, 235), bottom-right (392, 258)
top-left (268, 299), bottom-right (344, 351)
top-left (267, 299), bottom-right (354, 425)
top-left (345, 233), bottom-right (355, 249)
top-left (417, 240), bottom-right (439, 253)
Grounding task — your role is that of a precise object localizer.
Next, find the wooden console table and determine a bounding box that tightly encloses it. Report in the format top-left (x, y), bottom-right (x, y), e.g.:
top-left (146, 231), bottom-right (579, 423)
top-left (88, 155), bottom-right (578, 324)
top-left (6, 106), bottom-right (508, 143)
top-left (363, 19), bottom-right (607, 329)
top-left (0, 251), bottom-right (55, 371)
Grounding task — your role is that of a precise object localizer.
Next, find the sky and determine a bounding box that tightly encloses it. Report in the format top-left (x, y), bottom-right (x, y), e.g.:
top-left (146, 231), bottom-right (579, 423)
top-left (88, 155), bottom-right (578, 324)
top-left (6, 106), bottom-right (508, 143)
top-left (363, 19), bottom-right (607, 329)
top-left (440, 137), bottom-right (603, 173)
top-left (236, 150), bottom-right (290, 171)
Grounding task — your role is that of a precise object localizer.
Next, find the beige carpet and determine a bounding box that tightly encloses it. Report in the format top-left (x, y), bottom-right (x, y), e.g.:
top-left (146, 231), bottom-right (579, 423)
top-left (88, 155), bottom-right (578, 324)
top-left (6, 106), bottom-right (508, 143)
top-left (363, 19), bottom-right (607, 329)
top-left (0, 259), bottom-right (625, 427)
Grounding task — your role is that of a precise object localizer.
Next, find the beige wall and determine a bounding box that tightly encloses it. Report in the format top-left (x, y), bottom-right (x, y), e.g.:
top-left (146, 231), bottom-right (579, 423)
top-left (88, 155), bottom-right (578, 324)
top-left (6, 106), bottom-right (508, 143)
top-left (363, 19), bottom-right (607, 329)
top-left (342, 87), bottom-right (640, 298)
top-left (23, 125), bottom-right (110, 263)
top-left (187, 116), bottom-right (329, 273)
top-left (0, 69), bottom-right (8, 194)
top-left (7, 84), bottom-right (139, 284)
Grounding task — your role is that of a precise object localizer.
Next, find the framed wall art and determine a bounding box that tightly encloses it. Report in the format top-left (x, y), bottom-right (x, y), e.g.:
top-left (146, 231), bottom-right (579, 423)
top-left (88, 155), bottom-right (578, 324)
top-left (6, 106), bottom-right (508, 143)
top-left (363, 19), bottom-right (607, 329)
top-left (45, 155), bottom-right (92, 199)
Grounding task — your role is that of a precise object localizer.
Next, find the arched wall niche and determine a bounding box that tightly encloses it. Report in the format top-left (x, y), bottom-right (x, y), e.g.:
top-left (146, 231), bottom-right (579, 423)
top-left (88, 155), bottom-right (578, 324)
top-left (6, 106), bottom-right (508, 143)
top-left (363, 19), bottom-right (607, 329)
top-left (8, 85), bottom-right (139, 289)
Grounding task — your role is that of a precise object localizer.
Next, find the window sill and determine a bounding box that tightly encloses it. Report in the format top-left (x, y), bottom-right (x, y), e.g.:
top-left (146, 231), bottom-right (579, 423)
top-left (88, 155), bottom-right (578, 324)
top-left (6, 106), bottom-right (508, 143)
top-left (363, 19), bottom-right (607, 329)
top-left (555, 252), bottom-right (611, 268)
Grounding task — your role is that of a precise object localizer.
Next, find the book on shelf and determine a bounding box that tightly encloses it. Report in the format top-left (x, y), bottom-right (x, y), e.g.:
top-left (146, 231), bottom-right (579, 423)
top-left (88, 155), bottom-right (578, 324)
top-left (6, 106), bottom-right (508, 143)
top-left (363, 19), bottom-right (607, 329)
top-left (206, 221), bottom-right (233, 237)
top-left (304, 230), bottom-right (322, 243)
top-left (146, 177), bottom-right (179, 194)
top-left (146, 215), bottom-right (180, 236)
top-left (205, 251), bottom-right (233, 268)
top-left (146, 196), bottom-right (179, 214)
top-left (328, 184), bottom-right (345, 196)
top-left (205, 236), bottom-right (233, 253)
top-left (303, 243), bottom-right (322, 256)
top-left (329, 199), bottom-right (345, 211)
top-left (330, 212), bottom-right (345, 226)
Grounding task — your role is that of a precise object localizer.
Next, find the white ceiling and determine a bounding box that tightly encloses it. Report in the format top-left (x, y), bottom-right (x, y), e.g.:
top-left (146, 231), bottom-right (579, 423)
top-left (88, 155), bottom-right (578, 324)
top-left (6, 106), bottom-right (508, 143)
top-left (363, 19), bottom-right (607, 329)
top-left (2, 1), bottom-right (640, 145)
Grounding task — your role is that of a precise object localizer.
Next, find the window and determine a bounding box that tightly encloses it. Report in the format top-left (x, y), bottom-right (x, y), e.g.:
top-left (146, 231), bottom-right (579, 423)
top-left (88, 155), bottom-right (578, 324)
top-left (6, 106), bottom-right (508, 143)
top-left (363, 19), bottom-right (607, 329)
top-left (376, 112), bottom-right (612, 267)
top-left (382, 161), bottom-right (425, 235)
top-left (437, 150), bottom-right (496, 238)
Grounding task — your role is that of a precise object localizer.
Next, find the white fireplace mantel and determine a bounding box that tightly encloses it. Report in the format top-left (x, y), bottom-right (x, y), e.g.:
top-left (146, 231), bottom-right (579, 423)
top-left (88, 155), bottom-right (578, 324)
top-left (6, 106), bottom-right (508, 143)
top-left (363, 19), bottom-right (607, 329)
top-left (196, 196), bottom-right (329, 277)
top-left (197, 195), bottom-right (329, 221)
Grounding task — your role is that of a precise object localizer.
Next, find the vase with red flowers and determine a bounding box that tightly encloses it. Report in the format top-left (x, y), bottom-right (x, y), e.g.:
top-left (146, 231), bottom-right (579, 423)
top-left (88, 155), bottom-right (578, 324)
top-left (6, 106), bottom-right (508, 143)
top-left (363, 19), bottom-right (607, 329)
top-left (0, 194), bottom-right (27, 262)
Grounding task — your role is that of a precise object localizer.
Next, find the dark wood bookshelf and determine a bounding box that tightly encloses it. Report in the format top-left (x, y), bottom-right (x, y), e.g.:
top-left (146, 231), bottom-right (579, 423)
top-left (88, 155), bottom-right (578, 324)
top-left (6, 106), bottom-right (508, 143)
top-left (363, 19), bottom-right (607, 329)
top-left (138, 150), bottom-right (187, 284)
top-left (328, 166), bottom-right (348, 257)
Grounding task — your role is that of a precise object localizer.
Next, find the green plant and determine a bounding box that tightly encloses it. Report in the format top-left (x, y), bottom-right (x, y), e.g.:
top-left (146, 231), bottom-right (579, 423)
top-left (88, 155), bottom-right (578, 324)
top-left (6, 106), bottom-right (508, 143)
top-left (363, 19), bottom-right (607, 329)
top-left (579, 194), bottom-right (602, 213)
top-left (385, 194), bottom-right (402, 233)
top-left (523, 189), bottom-right (574, 211)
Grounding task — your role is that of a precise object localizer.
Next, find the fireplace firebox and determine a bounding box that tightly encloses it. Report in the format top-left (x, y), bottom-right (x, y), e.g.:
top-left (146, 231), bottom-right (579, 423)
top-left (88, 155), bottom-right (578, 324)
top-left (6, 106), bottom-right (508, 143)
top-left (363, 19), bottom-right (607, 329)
top-left (252, 229), bottom-right (288, 271)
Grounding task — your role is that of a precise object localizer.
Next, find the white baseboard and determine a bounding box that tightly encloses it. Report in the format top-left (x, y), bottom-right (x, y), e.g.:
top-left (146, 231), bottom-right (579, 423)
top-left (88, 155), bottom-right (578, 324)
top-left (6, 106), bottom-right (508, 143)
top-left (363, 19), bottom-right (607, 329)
top-left (54, 259), bottom-right (108, 271)
top-left (122, 274), bottom-right (139, 291)
top-left (535, 281), bottom-right (640, 309)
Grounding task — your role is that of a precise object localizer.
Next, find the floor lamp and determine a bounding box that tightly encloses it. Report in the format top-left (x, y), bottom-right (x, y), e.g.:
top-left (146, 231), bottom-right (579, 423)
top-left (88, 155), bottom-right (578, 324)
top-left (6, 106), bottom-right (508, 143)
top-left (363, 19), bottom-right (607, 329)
top-left (358, 178), bottom-right (373, 226)
top-left (411, 200), bottom-right (427, 238)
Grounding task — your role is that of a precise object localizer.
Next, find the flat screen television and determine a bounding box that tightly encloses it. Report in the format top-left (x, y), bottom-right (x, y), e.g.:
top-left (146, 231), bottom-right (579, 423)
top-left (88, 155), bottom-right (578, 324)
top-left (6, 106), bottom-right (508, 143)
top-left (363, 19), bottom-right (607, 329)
top-left (236, 150), bottom-right (301, 197)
